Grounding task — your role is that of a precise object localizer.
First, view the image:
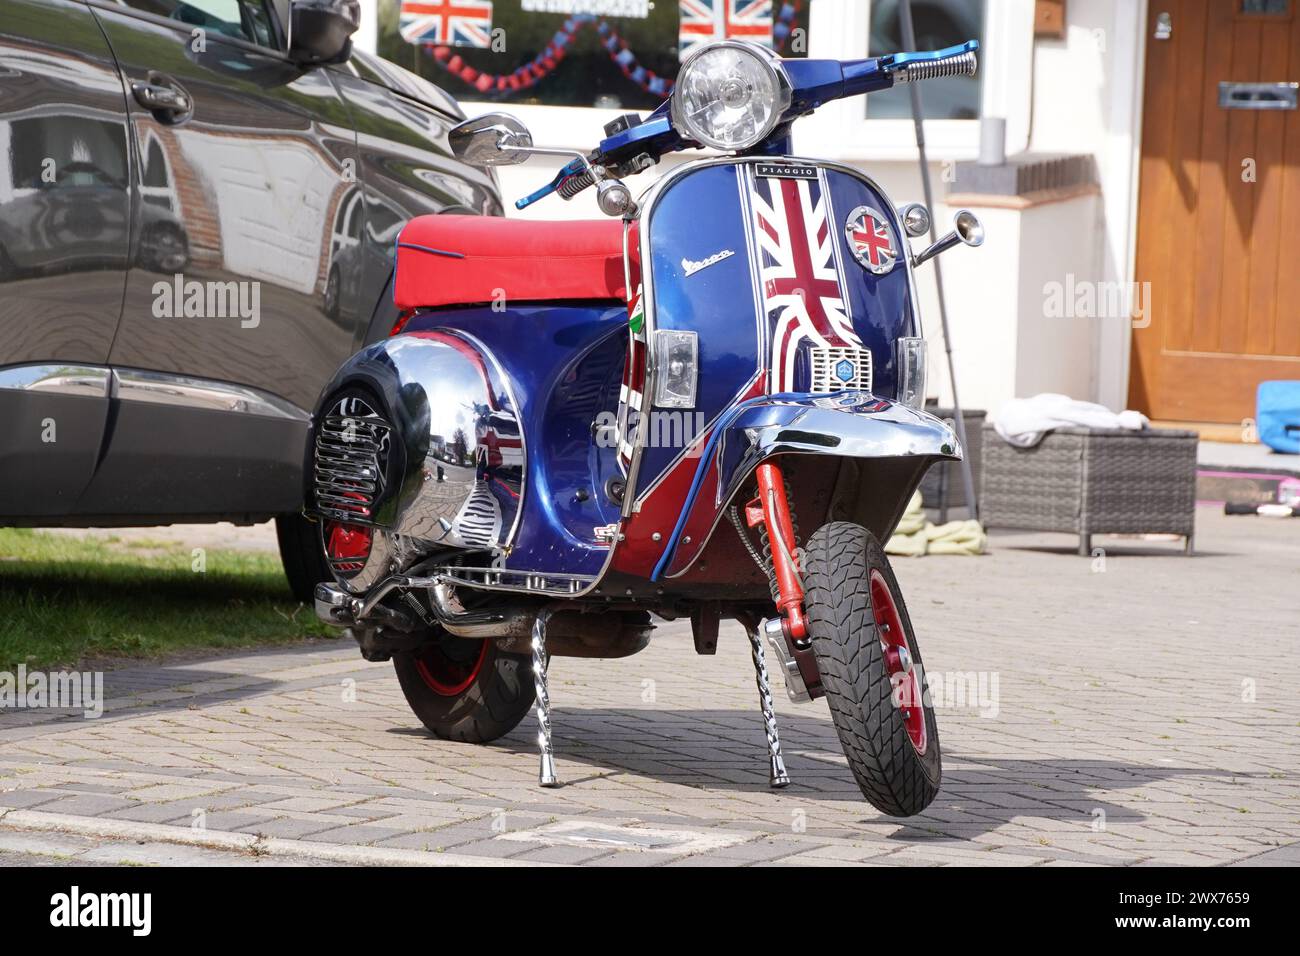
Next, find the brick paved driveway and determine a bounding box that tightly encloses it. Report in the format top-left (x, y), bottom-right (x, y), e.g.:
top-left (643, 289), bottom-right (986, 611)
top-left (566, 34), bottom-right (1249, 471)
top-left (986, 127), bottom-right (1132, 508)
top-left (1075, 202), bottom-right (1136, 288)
top-left (2, 506), bottom-right (1296, 866)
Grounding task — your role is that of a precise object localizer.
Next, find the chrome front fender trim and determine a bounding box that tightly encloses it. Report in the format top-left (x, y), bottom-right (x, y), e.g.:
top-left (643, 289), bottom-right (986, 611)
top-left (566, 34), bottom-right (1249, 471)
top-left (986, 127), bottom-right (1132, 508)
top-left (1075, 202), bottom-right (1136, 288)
top-left (738, 393), bottom-right (962, 461)
top-left (657, 392), bottom-right (961, 580)
top-left (712, 392), bottom-right (961, 522)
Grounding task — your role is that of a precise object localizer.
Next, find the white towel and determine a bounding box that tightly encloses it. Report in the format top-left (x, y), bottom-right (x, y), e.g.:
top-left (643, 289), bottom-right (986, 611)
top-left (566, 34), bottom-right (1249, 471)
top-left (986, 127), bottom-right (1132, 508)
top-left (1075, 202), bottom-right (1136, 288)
top-left (993, 393), bottom-right (1149, 448)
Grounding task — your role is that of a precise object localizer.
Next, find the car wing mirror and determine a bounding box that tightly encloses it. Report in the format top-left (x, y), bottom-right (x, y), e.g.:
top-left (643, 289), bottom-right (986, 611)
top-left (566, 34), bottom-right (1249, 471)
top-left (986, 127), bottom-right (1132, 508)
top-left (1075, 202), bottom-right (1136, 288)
top-left (288, 0), bottom-right (360, 67)
top-left (449, 113), bottom-right (535, 167)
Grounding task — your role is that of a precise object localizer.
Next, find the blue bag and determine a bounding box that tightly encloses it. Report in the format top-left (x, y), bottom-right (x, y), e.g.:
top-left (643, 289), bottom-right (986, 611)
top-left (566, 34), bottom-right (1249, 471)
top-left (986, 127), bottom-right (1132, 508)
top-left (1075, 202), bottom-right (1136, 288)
top-left (1258, 381), bottom-right (1300, 454)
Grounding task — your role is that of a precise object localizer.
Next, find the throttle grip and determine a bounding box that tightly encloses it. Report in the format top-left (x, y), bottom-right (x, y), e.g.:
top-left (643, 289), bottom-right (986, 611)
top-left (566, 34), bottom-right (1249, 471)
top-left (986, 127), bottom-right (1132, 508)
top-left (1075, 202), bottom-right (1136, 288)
top-left (894, 49), bottom-right (978, 83)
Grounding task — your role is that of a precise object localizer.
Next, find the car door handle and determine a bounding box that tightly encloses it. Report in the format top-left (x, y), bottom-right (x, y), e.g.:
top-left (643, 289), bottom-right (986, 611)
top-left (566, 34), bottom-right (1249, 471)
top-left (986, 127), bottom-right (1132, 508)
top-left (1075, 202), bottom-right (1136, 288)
top-left (132, 79), bottom-right (192, 120)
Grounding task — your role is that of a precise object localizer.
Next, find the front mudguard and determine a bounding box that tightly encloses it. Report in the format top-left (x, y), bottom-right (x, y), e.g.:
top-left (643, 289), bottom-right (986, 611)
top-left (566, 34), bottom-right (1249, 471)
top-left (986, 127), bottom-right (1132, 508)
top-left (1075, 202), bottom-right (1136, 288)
top-left (658, 393), bottom-right (961, 579)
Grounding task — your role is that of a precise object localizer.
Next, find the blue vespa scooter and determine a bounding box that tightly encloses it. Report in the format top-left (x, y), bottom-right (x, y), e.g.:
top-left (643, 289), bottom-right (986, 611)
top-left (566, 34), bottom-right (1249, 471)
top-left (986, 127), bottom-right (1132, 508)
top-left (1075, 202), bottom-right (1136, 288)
top-left (308, 39), bottom-right (984, 816)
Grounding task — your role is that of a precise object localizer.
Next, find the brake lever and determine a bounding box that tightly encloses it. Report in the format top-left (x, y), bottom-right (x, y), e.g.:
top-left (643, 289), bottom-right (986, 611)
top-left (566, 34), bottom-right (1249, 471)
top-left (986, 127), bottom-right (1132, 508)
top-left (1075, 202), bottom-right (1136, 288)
top-left (515, 157), bottom-right (591, 211)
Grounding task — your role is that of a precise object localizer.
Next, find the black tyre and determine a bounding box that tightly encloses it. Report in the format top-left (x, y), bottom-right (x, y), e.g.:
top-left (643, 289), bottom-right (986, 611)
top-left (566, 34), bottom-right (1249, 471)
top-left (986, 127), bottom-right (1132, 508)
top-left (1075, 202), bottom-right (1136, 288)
top-left (393, 633), bottom-right (534, 743)
top-left (275, 513), bottom-right (332, 604)
top-left (803, 521), bottom-right (941, 816)
top-left (141, 224), bottom-right (189, 272)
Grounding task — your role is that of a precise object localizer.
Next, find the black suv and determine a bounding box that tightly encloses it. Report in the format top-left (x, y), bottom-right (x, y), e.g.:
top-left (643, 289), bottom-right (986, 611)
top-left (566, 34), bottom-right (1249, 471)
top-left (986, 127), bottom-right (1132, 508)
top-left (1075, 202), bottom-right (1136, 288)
top-left (0, 0), bottom-right (501, 598)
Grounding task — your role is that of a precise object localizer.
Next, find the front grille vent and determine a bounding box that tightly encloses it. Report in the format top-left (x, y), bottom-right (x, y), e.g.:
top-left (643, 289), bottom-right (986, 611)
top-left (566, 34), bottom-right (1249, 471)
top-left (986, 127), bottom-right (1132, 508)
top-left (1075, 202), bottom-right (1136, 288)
top-left (809, 346), bottom-right (873, 394)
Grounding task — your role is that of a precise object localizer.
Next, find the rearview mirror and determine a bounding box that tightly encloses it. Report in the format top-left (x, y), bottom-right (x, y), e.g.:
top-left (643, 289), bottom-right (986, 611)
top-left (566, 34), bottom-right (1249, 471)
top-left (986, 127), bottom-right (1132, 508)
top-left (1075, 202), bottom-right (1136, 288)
top-left (449, 113), bottom-right (534, 167)
top-left (288, 0), bottom-right (360, 67)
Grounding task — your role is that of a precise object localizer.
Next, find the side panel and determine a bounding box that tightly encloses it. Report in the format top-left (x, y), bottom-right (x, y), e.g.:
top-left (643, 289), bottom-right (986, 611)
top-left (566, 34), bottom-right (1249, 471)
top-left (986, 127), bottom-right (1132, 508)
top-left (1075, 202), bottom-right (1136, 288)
top-left (401, 304), bottom-right (626, 581)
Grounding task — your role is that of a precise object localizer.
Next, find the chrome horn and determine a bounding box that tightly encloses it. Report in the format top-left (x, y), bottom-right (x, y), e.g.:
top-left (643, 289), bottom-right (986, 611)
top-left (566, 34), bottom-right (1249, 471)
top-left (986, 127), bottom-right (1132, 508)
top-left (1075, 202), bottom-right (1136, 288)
top-left (912, 209), bottom-right (984, 267)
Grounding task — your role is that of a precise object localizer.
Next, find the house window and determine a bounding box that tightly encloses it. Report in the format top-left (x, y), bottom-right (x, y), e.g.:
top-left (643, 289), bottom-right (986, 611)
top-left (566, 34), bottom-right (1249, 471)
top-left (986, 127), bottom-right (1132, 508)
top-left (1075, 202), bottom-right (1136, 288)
top-left (865, 0), bottom-right (985, 119)
top-left (378, 0), bottom-right (811, 112)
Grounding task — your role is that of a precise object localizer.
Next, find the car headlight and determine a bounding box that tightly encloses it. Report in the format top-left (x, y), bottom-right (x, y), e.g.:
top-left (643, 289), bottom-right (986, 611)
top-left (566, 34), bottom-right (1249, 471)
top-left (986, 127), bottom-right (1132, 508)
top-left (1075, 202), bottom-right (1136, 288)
top-left (670, 41), bottom-right (791, 152)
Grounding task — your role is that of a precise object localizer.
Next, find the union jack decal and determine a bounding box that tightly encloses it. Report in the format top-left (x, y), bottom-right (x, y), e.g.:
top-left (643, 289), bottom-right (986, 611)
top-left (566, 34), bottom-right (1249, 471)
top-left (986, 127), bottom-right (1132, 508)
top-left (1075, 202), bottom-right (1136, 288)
top-left (399, 0), bottom-right (494, 48)
top-left (678, 0), bottom-right (773, 60)
top-left (615, 288), bottom-right (648, 475)
top-left (845, 205), bottom-right (899, 275)
top-left (747, 170), bottom-right (865, 393)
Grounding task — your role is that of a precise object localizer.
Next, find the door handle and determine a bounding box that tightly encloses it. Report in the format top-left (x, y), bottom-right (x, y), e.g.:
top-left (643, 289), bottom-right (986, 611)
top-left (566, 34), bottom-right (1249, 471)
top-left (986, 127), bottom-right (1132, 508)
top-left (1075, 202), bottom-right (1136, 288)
top-left (132, 78), bottom-right (192, 121)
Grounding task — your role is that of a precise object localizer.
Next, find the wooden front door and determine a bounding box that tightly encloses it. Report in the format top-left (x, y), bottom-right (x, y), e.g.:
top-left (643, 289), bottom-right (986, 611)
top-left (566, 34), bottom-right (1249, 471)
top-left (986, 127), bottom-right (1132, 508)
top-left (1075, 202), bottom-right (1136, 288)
top-left (1130, 0), bottom-right (1300, 424)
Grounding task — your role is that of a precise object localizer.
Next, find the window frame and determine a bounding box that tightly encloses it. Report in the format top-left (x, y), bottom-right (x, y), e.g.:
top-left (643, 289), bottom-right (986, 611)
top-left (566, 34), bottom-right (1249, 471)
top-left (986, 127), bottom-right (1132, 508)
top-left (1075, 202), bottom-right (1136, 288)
top-left (85, 0), bottom-right (288, 56)
top-left (798, 0), bottom-right (1035, 161)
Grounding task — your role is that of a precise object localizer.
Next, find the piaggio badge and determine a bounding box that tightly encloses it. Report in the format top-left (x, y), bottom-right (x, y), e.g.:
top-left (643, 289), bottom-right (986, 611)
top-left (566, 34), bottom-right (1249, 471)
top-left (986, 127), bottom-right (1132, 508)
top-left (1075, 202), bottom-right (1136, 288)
top-left (755, 163), bottom-right (818, 180)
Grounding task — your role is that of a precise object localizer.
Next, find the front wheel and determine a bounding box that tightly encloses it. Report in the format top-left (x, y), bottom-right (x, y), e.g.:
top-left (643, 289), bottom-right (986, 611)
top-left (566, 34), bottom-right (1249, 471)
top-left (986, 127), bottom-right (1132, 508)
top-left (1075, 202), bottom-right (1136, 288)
top-left (393, 632), bottom-right (534, 743)
top-left (803, 522), bottom-right (941, 816)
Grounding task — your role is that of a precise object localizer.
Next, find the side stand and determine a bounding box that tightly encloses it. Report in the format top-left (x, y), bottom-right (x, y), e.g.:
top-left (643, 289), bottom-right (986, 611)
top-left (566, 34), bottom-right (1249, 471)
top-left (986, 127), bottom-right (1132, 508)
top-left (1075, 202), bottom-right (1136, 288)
top-left (743, 619), bottom-right (792, 789)
top-left (532, 607), bottom-right (559, 787)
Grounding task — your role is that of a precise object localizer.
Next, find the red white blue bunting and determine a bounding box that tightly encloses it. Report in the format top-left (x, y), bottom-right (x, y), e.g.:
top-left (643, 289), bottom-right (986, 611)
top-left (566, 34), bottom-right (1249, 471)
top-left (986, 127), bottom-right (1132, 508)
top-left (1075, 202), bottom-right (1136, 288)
top-left (420, 2), bottom-right (801, 98)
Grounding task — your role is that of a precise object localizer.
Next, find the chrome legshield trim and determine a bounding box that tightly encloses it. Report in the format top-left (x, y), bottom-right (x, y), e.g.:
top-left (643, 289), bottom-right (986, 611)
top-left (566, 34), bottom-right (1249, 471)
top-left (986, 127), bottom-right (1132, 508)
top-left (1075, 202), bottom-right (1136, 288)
top-left (431, 565), bottom-right (598, 596)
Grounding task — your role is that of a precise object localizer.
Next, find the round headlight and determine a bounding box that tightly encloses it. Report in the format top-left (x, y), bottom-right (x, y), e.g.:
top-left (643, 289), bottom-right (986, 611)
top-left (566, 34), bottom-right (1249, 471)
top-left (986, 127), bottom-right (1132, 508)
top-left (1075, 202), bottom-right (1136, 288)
top-left (670, 41), bottom-right (791, 152)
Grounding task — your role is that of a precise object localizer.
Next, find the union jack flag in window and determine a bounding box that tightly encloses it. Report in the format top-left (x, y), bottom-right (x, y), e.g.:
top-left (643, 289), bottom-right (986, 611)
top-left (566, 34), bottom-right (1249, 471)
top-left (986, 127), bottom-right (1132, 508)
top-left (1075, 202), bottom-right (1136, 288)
top-left (678, 0), bottom-right (773, 61)
top-left (399, 0), bottom-right (494, 49)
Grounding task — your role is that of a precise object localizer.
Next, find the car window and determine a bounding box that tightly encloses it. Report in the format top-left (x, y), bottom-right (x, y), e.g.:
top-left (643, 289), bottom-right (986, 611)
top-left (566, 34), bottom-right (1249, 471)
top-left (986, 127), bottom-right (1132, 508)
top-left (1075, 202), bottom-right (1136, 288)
top-left (366, 201), bottom-right (404, 244)
top-left (117, 0), bottom-right (278, 48)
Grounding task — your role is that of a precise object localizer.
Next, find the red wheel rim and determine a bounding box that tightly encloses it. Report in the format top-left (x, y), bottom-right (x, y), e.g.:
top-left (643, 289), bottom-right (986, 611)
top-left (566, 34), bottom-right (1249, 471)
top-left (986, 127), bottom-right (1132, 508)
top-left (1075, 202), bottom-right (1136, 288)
top-left (413, 640), bottom-right (488, 697)
top-left (870, 568), bottom-right (927, 755)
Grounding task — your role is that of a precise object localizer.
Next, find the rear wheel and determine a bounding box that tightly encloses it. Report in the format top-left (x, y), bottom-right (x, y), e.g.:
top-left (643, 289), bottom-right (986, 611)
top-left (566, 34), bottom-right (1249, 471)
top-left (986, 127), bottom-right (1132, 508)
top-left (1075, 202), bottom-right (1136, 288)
top-left (802, 521), bottom-right (941, 816)
top-left (393, 632), bottom-right (535, 743)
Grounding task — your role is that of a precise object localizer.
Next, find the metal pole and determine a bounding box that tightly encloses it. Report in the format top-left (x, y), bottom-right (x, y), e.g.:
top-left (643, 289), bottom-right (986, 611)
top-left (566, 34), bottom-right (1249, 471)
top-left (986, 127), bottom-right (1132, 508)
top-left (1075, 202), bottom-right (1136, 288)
top-left (898, 0), bottom-right (980, 521)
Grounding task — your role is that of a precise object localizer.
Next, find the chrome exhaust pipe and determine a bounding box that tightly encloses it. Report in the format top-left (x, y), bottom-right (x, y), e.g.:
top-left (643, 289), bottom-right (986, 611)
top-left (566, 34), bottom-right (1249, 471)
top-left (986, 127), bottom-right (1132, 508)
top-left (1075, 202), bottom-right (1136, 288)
top-left (316, 574), bottom-right (540, 637)
top-left (429, 579), bottom-right (534, 638)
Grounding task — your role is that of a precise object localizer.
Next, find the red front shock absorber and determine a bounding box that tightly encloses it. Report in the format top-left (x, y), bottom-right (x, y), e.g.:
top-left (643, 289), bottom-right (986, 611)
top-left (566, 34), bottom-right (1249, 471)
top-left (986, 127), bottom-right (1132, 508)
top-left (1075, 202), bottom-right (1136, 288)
top-left (753, 461), bottom-right (808, 642)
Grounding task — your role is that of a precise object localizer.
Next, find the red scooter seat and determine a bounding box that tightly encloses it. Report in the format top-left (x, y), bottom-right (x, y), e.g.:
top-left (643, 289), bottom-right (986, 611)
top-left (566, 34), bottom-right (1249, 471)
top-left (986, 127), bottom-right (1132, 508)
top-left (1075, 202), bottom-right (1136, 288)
top-left (394, 215), bottom-right (636, 310)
